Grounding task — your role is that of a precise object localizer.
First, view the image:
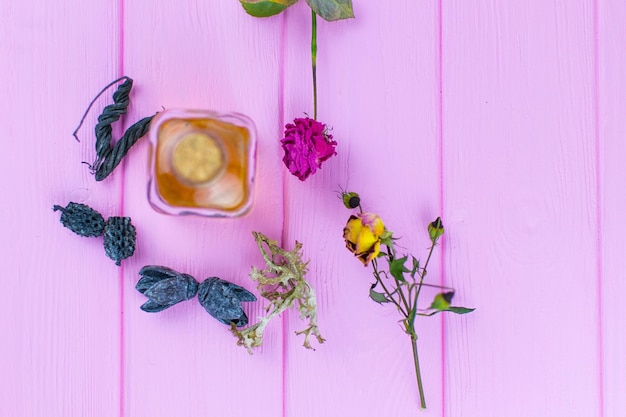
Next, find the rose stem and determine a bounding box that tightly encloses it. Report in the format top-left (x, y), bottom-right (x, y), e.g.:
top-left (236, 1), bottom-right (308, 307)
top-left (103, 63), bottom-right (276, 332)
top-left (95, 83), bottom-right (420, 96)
top-left (411, 332), bottom-right (427, 409)
top-left (311, 9), bottom-right (318, 120)
top-left (408, 235), bottom-right (440, 409)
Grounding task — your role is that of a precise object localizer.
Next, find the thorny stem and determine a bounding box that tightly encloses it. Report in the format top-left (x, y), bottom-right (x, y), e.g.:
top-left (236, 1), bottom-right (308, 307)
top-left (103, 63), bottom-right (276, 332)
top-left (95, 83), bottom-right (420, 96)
top-left (311, 9), bottom-right (318, 120)
top-left (351, 196), bottom-right (444, 408)
top-left (417, 282), bottom-right (454, 291)
top-left (411, 333), bottom-right (427, 409)
top-left (375, 246), bottom-right (427, 408)
top-left (414, 238), bottom-right (438, 310)
top-left (372, 259), bottom-right (408, 317)
top-left (405, 236), bottom-right (440, 409)
top-left (382, 243), bottom-right (412, 313)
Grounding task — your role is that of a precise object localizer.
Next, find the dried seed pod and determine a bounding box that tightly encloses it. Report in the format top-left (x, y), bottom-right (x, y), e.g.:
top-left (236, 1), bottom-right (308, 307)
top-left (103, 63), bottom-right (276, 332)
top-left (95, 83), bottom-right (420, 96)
top-left (198, 278), bottom-right (256, 327)
top-left (103, 216), bottom-right (136, 265)
top-left (53, 202), bottom-right (105, 237)
top-left (136, 265), bottom-right (199, 312)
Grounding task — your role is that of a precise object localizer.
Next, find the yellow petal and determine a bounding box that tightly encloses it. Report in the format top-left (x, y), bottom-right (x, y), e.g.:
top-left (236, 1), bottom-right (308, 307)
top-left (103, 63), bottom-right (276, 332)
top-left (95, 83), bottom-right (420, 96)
top-left (358, 241), bottom-right (380, 266)
top-left (355, 225), bottom-right (377, 255)
top-left (343, 216), bottom-right (363, 246)
top-left (365, 241), bottom-right (381, 264)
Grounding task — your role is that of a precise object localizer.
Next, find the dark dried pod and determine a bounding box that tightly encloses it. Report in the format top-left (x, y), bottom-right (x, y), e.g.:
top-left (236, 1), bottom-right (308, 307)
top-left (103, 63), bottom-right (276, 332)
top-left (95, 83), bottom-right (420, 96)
top-left (53, 202), bottom-right (105, 237)
top-left (136, 265), bottom-right (199, 312)
top-left (103, 216), bottom-right (136, 265)
top-left (198, 278), bottom-right (257, 327)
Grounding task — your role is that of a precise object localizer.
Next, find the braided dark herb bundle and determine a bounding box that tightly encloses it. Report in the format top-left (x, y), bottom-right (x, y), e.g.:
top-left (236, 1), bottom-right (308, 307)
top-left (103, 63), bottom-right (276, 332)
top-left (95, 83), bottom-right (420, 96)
top-left (73, 76), bottom-right (154, 181)
top-left (53, 202), bottom-right (136, 265)
top-left (136, 266), bottom-right (256, 327)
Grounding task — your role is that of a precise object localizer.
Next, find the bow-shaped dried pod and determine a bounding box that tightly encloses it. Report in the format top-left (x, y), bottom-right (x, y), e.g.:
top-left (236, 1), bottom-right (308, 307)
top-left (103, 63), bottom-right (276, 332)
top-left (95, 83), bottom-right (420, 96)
top-left (136, 265), bottom-right (199, 312)
top-left (198, 278), bottom-right (257, 327)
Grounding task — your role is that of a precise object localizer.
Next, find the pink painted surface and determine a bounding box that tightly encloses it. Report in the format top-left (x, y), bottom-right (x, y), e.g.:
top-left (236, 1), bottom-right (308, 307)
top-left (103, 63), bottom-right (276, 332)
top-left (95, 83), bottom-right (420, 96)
top-left (0, 1), bottom-right (623, 416)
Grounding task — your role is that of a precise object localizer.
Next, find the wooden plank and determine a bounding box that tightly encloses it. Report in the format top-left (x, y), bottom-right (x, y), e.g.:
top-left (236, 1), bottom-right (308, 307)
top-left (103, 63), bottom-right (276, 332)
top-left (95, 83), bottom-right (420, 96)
top-left (0, 1), bottom-right (122, 416)
top-left (120, 1), bottom-right (284, 416)
top-left (282, 2), bottom-right (443, 415)
top-left (442, 1), bottom-right (599, 416)
top-left (599, 1), bottom-right (626, 416)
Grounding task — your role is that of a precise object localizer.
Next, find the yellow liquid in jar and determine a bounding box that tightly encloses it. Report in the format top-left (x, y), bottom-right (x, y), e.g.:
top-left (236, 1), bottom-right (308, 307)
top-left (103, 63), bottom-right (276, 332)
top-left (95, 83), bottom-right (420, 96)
top-left (155, 118), bottom-right (250, 212)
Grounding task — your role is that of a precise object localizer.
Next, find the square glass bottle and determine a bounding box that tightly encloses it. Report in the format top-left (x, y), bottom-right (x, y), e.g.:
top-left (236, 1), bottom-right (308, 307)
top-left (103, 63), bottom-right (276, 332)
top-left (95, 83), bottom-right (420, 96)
top-left (147, 109), bottom-right (257, 217)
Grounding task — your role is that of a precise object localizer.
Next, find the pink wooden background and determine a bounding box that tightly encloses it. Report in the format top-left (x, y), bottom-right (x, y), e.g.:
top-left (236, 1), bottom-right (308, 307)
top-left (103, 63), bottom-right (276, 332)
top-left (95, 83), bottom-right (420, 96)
top-left (1, 0), bottom-right (624, 416)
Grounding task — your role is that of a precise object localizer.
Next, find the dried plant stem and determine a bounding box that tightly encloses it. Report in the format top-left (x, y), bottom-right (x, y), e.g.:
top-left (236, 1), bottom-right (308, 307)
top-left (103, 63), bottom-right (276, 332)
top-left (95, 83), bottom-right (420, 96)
top-left (371, 236), bottom-right (439, 408)
top-left (372, 259), bottom-right (426, 407)
top-left (372, 260), bottom-right (408, 316)
top-left (410, 333), bottom-right (427, 409)
top-left (414, 239), bottom-right (438, 305)
top-left (311, 9), bottom-right (318, 120)
top-left (408, 239), bottom-right (437, 408)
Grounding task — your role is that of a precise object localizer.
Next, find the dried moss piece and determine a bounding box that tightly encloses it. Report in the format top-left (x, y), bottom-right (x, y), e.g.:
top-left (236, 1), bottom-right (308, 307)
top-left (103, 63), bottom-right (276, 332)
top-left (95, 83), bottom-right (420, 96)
top-left (53, 202), bottom-right (105, 237)
top-left (231, 232), bottom-right (325, 353)
top-left (103, 216), bottom-right (136, 266)
top-left (198, 278), bottom-right (256, 327)
top-left (136, 265), bottom-right (199, 312)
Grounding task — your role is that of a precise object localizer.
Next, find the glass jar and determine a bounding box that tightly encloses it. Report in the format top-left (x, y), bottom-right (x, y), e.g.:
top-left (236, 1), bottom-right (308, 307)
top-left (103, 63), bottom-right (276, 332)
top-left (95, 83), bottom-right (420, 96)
top-left (147, 109), bottom-right (257, 217)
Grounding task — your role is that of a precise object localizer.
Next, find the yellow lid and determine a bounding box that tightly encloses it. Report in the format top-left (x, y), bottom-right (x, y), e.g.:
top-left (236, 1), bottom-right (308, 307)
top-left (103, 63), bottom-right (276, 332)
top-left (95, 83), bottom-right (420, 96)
top-left (171, 132), bottom-right (225, 185)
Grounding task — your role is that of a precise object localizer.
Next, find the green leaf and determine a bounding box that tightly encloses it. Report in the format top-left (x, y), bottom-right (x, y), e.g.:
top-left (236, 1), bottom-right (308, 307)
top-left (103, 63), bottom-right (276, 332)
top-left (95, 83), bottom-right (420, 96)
top-left (369, 286), bottom-right (390, 304)
top-left (305, 0), bottom-right (354, 21)
top-left (411, 256), bottom-right (419, 278)
top-left (447, 307), bottom-right (475, 315)
top-left (240, 0), bottom-right (298, 18)
top-left (389, 256), bottom-right (409, 283)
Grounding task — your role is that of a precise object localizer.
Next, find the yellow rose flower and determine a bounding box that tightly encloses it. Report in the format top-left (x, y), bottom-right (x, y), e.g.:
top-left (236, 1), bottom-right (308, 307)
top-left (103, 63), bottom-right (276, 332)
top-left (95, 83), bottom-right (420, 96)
top-left (343, 212), bottom-right (385, 266)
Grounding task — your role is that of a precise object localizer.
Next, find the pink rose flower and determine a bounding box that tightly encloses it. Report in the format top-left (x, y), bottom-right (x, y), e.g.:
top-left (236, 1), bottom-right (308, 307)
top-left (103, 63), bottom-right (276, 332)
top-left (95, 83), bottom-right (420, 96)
top-left (281, 117), bottom-right (337, 181)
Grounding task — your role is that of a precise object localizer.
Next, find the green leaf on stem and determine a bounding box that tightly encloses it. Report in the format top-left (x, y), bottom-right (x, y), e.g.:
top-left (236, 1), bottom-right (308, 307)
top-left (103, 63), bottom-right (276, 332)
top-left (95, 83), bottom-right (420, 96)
top-left (419, 292), bottom-right (475, 316)
top-left (411, 256), bottom-right (420, 278)
top-left (369, 285), bottom-right (390, 304)
top-left (305, 0), bottom-right (354, 21)
top-left (240, 0), bottom-right (298, 17)
top-left (390, 256), bottom-right (409, 283)
top-left (447, 306), bottom-right (475, 314)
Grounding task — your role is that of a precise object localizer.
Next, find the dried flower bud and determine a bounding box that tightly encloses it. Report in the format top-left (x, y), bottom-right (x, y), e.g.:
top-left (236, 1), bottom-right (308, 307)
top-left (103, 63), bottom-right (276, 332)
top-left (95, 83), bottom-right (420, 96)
top-left (341, 191), bottom-right (360, 209)
top-left (442, 291), bottom-right (455, 304)
top-left (53, 202), bottom-right (105, 237)
top-left (103, 216), bottom-right (136, 265)
top-left (429, 292), bottom-right (454, 311)
top-left (428, 217), bottom-right (444, 242)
